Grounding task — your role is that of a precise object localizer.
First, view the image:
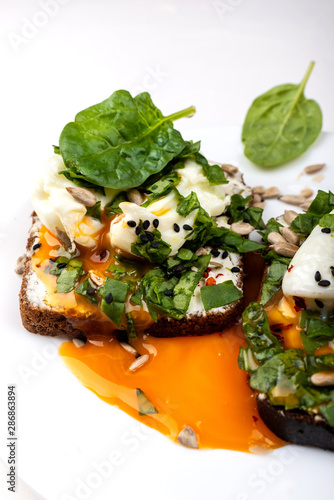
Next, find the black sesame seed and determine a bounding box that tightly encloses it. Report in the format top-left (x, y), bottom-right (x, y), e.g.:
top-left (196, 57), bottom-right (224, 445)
top-left (86, 287), bottom-right (96, 296)
top-left (135, 225), bottom-right (142, 235)
top-left (57, 262), bottom-right (67, 269)
top-left (211, 248), bottom-right (220, 257)
top-left (318, 280), bottom-right (331, 287)
top-left (175, 264), bottom-right (184, 273)
top-left (145, 231), bottom-right (154, 241)
top-left (231, 266), bottom-right (240, 273)
top-left (153, 219), bottom-right (159, 228)
top-left (222, 251), bottom-right (228, 259)
top-left (315, 299), bottom-right (324, 309)
top-left (140, 234), bottom-right (149, 243)
top-left (164, 289), bottom-right (173, 296)
top-left (151, 241), bottom-right (160, 249)
top-left (143, 220), bottom-right (150, 230)
top-left (331, 266), bottom-right (334, 277)
top-left (173, 223), bottom-right (180, 233)
top-left (321, 228), bottom-right (331, 234)
top-left (183, 224), bottom-right (193, 231)
top-left (315, 271), bottom-right (321, 282)
top-left (127, 220), bottom-right (136, 228)
top-left (105, 292), bottom-right (113, 304)
top-left (33, 243), bottom-right (42, 251)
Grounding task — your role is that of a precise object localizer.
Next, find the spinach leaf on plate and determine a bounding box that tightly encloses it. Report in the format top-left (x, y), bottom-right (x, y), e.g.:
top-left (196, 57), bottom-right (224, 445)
top-left (242, 62), bottom-right (322, 167)
top-left (59, 90), bottom-right (195, 190)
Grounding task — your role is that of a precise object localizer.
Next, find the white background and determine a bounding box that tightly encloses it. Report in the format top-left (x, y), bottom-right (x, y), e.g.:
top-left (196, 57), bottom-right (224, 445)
top-left (1, 1), bottom-right (334, 499)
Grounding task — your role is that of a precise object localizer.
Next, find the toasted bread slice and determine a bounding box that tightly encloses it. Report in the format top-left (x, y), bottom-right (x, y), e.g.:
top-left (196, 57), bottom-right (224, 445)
top-left (19, 215), bottom-right (244, 339)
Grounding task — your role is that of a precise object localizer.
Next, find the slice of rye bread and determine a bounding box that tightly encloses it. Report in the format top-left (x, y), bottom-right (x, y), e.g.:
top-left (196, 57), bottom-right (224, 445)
top-left (19, 215), bottom-right (244, 339)
top-left (257, 394), bottom-right (334, 451)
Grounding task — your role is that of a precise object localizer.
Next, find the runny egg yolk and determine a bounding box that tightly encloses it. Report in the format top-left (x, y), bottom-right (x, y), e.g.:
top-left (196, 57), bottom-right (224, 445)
top-left (32, 225), bottom-right (283, 453)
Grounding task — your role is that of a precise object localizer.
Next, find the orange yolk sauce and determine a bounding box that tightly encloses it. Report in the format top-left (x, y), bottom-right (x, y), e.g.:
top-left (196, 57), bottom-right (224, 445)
top-left (32, 225), bottom-right (283, 452)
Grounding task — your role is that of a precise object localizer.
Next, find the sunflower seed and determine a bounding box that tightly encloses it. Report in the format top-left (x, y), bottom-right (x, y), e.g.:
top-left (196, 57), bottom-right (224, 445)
top-left (253, 193), bottom-right (262, 203)
top-left (267, 232), bottom-right (287, 245)
top-left (15, 254), bottom-right (27, 274)
top-left (283, 210), bottom-right (299, 225)
top-left (55, 226), bottom-right (73, 250)
top-left (120, 342), bottom-right (139, 357)
top-left (230, 222), bottom-right (254, 235)
top-left (253, 202), bottom-right (266, 209)
top-left (129, 354), bottom-right (149, 371)
top-left (195, 247), bottom-right (208, 256)
top-left (279, 195), bottom-right (306, 206)
top-left (127, 189), bottom-right (144, 205)
top-left (252, 185), bottom-right (265, 195)
top-left (221, 164), bottom-right (238, 175)
top-left (66, 186), bottom-right (97, 207)
top-left (300, 187), bottom-right (313, 199)
top-left (312, 173), bottom-right (324, 183)
top-left (311, 372), bottom-right (334, 387)
top-left (304, 163), bottom-right (325, 174)
top-left (262, 187), bottom-right (280, 199)
top-left (269, 242), bottom-right (299, 257)
top-left (88, 270), bottom-right (105, 287)
top-left (177, 426), bottom-right (198, 449)
top-left (73, 338), bottom-right (86, 348)
top-left (279, 227), bottom-right (300, 246)
top-left (300, 200), bottom-right (313, 212)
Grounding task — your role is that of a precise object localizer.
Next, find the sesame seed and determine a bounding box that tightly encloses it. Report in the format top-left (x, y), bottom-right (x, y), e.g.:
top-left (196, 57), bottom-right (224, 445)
top-left (173, 223), bottom-right (180, 232)
top-left (105, 292), bottom-right (113, 304)
top-left (86, 287), bottom-right (96, 296)
top-left (143, 220), bottom-right (150, 230)
top-left (211, 248), bottom-right (220, 257)
top-left (321, 228), bottom-right (331, 234)
top-left (175, 264), bottom-right (184, 273)
top-left (183, 224), bottom-right (193, 231)
top-left (153, 219), bottom-right (159, 228)
top-left (57, 262), bottom-right (67, 269)
top-left (222, 251), bottom-right (228, 259)
top-left (140, 234), bottom-right (149, 243)
top-left (32, 243), bottom-right (42, 251)
top-left (231, 267), bottom-right (240, 273)
top-left (145, 231), bottom-right (154, 241)
top-left (135, 225), bottom-right (142, 235)
top-left (315, 299), bottom-right (324, 308)
top-left (315, 271), bottom-right (321, 282)
top-left (318, 280), bottom-right (331, 287)
top-left (151, 241), bottom-right (160, 249)
top-left (331, 266), bottom-right (334, 277)
top-left (164, 289), bottom-right (173, 296)
top-left (127, 220), bottom-right (136, 228)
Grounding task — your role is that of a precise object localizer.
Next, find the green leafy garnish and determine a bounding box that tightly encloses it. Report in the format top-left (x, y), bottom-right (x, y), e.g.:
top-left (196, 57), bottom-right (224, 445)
top-left (242, 62), bottom-right (322, 167)
top-left (86, 201), bottom-right (102, 221)
top-left (136, 389), bottom-right (158, 416)
top-left (194, 152), bottom-right (228, 185)
top-left (142, 171), bottom-right (180, 207)
top-left (56, 259), bottom-right (84, 294)
top-left (126, 312), bottom-right (137, 339)
top-left (105, 192), bottom-right (128, 217)
top-left (59, 90), bottom-right (195, 190)
top-left (226, 194), bottom-right (265, 229)
top-left (200, 280), bottom-right (243, 311)
top-left (99, 278), bottom-right (128, 327)
top-left (176, 191), bottom-right (200, 217)
top-left (319, 213), bottom-right (334, 230)
top-left (131, 223), bottom-right (171, 263)
top-left (300, 311), bottom-right (334, 354)
top-left (291, 190), bottom-right (334, 235)
top-left (259, 261), bottom-right (287, 305)
top-left (75, 278), bottom-right (97, 303)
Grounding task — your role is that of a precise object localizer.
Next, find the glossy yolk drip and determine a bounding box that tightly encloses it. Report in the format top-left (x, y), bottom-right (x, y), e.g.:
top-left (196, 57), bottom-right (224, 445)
top-left (33, 226), bottom-right (283, 452)
top-left (60, 327), bottom-right (283, 451)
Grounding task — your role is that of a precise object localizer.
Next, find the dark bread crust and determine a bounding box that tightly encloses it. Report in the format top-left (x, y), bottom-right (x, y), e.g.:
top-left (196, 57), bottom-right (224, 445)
top-left (257, 395), bottom-right (334, 451)
top-left (19, 216), bottom-right (243, 338)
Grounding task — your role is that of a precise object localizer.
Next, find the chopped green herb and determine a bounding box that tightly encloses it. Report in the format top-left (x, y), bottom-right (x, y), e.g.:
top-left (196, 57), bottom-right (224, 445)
top-left (260, 261), bottom-right (287, 305)
top-left (76, 278), bottom-right (98, 303)
top-left (176, 191), bottom-right (200, 217)
top-left (200, 280), bottom-right (243, 311)
top-left (86, 201), bottom-right (102, 221)
top-left (126, 312), bottom-right (137, 339)
top-left (105, 192), bottom-right (128, 217)
top-left (99, 278), bottom-right (129, 327)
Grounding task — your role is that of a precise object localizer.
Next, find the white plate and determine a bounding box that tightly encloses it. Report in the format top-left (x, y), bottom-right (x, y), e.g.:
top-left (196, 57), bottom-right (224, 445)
top-left (1, 126), bottom-right (334, 500)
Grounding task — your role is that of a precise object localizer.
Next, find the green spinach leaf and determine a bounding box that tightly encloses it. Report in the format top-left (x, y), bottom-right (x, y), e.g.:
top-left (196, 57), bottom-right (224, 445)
top-left (200, 280), bottom-right (243, 311)
top-left (260, 261), bottom-right (287, 305)
top-left (99, 278), bottom-right (129, 327)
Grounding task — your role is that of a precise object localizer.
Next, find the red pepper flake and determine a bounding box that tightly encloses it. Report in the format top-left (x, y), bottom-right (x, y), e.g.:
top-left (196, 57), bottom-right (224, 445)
top-left (206, 277), bottom-right (216, 286)
top-left (215, 273), bottom-right (224, 278)
top-left (252, 415), bottom-right (259, 423)
top-left (203, 272), bottom-right (208, 278)
top-left (293, 295), bottom-right (306, 311)
top-left (287, 264), bottom-right (294, 273)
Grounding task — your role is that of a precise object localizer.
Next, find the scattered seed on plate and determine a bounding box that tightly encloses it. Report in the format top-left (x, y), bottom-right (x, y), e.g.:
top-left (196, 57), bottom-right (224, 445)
top-left (135, 225), bottom-right (142, 235)
top-left (321, 228), bottom-right (331, 234)
top-left (120, 342), bottom-right (138, 357)
top-left (73, 338), bottom-right (86, 348)
top-left (283, 210), bottom-right (299, 226)
top-left (318, 280), bottom-right (331, 287)
top-left (14, 254), bottom-right (27, 274)
top-left (127, 189), bottom-right (144, 205)
top-left (143, 220), bottom-right (150, 230)
top-left (151, 241), bottom-right (160, 248)
top-left (262, 187), bottom-right (280, 199)
top-left (105, 292), bottom-right (113, 304)
top-left (129, 354), bottom-right (149, 372)
top-left (231, 266), bottom-right (240, 273)
top-left (32, 243), bottom-right (42, 251)
top-left (66, 186), bottom-right (97, 207)
top-left (253, 193), bottom-right (262, 203)
top-left (89, 270), bottom-right (105, 287)
top-left (173, 223), bottom-right (180, 232)
top-left (183, 224), bottom-right (193, 231)
top-left (300, 187), bottom-right (313, 199)
top-left (268, 232), bottom-right (287, 245)
top-left (177, 426), bottom-right (198, 449)
top-left (222, 251), bottom-right (228, 259)
top-left (55, 226), bottom-right (72, 250)
top-left (145, 231), bottom-right (154, 241)
top-left (252, 185), bottom-right (265, 195)
top-left (314, 271), bottom-right (321, 282)
top-left (269, 242), bottom-right (299, 257)
top-left (211, 248), bottom-right (220, 257)
top-left (127, 220), bottom-right (137, 228)
top-left (253, 202), bottom-right (266, 209)
top-left (57, 262), bottom-right (67, 269)
top-left (315, 299), bottom-right (324, 308)
top-left (153, 218), bottom-right (159, 228)
top-left (312, 174), bottom-right (324, 183)
top-left (304, 163), bottom-right (325, 174)
top-left (221, 163), bottom-right (238, 175)
top-left (140, 234), bottom-right (149, 243)
top-left (230, 222), bottom-right (254, 236)
top-left (86, 287), bottom-right (96, 296)
top-left (279, 195), bottom-right (306, 206)
top-left (311, 372), bottom-right (334, 387)
top-left (300, 201), bottom-right (313, 211)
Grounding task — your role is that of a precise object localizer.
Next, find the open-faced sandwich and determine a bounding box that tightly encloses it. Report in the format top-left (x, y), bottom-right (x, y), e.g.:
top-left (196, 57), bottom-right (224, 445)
top-left (239, 192), bottom-right (334, 451)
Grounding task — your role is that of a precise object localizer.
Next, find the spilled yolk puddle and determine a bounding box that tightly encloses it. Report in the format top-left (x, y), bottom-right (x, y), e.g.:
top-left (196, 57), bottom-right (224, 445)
top-left (32, 226), bottom-right (283, 452)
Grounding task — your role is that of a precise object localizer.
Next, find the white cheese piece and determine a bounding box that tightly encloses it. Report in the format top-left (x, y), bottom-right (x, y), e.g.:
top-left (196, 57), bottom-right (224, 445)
top-left (109, 190), bottom-right (198, 256)
top-left (187, 248), bottom-right (242, 315)
top-left (282, 215), bottom-right (334, 311)
top-left (32, 155), bottom-right (118, 247)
